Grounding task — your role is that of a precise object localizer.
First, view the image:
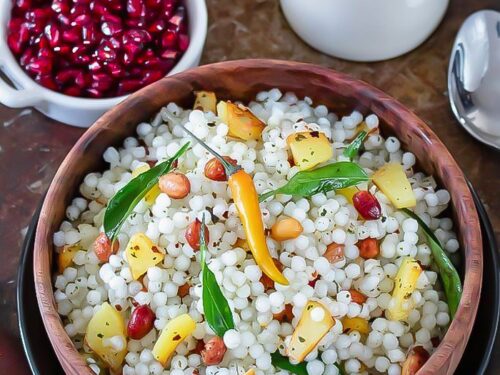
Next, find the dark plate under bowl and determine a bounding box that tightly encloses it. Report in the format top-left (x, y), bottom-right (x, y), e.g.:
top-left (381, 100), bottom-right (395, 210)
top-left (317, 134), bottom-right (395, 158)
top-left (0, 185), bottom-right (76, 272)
top-left (16, 186), bottom-right (499, 374)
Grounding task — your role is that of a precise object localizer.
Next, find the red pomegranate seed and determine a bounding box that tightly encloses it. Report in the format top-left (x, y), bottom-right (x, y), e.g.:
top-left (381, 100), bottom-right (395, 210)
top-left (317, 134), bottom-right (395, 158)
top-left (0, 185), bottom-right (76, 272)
top-left (44, 24), bottom-right (60, 47)
top-left (62, 29), bottom-right (80, 43)
top-left (178, 34), bottom-right (189, 51)
top-left (64, 86), bottom-right (82, 96)
top-left (37, 74), bottom-right (58, 90)
top-left (353, 191), bottom-right (382, 220)
top-left (55, 68), bottom-right (79, 84)
top-left (117, 78), bottom-right (142, 95)
top-left (161, 49), bottom-right (178, 60)
top-left (51, 0), bottom-right (69, 14)
top-left (26, 57), bottom-right (52, 74)
top-left (161, 29), bottom-right (177, 48)
top-left (19, 49), bottom-right (34, 66)
top-left (71, 13), bottom-right (92, 27)
top-left (141, 70), bottom-right (164, 85)
top-left (127, 0), bottom-right (146, 18)
top-left (16, 0), bottom-right (32, 11)
top-left (91, 73), bottom-right (114, 91)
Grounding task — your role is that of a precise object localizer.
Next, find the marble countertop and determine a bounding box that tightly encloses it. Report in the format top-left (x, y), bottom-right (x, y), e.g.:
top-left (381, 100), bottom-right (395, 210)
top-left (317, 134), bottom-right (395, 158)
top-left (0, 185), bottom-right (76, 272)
top-left (0, 0), bottom-right (498, 373)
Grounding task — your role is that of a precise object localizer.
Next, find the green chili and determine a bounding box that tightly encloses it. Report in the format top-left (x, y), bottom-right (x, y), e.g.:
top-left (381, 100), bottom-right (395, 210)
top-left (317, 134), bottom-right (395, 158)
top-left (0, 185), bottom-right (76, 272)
top-left (402, 208), bottom-right (462, 318)
top-left (343, 130), bottom-right (367, 160)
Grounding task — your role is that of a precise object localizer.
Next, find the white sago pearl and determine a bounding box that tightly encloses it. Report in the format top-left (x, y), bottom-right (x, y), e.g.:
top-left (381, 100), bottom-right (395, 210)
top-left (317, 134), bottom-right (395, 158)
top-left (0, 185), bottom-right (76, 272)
top-left (372, 318), bottom-right (387, 332)
top-left (174, 255), bottom-right (191, 272)
top-left (396, 241), bottom-right (411, 256)
top-left (293, 292), bottom-right (308, 307)
top-left (436, 189), bottom-right (451, 204)
top-left (388, 364), bottom-right (401, 375)
top-left (315, 217), bottom-right (330, 232)
top-left (404, 232), bottom-right (419, 245)
top-left (345, 359), bottom-right (361, 373)
top-left (400, 333), bottom-right (414, 348)
top-left (345, 263), bottom-right (361, 279)
top-left (231, 271), bottom-right (246, 287)
top-left (385, 137), bottom-right (401, 153)
top-left (331, 229), bottom-right (346, 244)
top-left (314, 257), bottom-right (331, 275)
top-left (365, 114), bottom-right (379, 128)
top-left (244, 265), bottom-right (262, 282)
top-left (63, 267), bottom-right (77, 282)
top-left (437, 312), bottom-right (451, 326)
top-left (224, 329), bottom-right (241, 349)
top-left (385, 217), bottom-right (399, 233)
top-left (415, 328), bottom-right (431, 343)
top-left (421, 314), bottom-right (437, 330)
top-left (291, 256), bottom-right (307, 272)
top-left (321, 349), bottom-right (338, 365)
top-left (402, 152), bottom-right (416, 167)
top-left (337, 291), bottom-right (352, 304)
top-left (388, 349), bottom-right (405, 363)
top-left (367, 331), bottom-right (383, 348)
top-left (344, 245), bottom-right (359, 259)
top-left (388, 321), bottom-right (405, 336)
top-left (86, 290), bottom-right (102, 305)
top-left (256, 352), bottom-right (272, 370)
top-left (375, 356), bottom-right (391, 372)
top-left (424, 193), bottom-right (439, 207)
top-left (269, 291), bottom-right (285, 307)
top-left (306, 360), bottom-right (325, 374)
top-left (423, 301), bottom-right (438, 315)
top-left (334, 211), bottom-right (349, 226)
top-left (295, 235), bottom-right (309, 250)
top-left (311, 193), bottom-right (327, 206)
top-left (445, 238), bottom-right (460, 253)
top-left (382, 333), bottom-right (399, 351)
top-left (255, 295), bottom-right (271, 312)
top-left (65, 230), bottom-right (81, 245)
top-left (221, 251), bottom-right (238, 267)
top-left (249, 343), bottom-right (264, 359)
top-left (310, 307), bottom-right (325, 322)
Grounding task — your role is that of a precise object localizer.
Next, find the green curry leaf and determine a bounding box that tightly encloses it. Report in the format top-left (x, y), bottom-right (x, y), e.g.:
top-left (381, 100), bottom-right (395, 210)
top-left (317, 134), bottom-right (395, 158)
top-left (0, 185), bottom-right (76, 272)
top-left (200, 216), bottom-right (235, 337)
top-left (343, 130), bottom-right (367, 160)
top-left (103, 142), bottom-right (190, 241)
top-left (270, 352), bottom-right (308, 375)
top-left (259, 162), bottom-right (368, 202)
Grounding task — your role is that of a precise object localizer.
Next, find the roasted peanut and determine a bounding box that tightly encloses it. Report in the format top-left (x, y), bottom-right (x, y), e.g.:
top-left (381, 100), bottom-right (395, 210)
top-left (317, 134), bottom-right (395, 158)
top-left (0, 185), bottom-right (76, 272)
top-left (93, 232), bottom-right (119, 262)
top-left (204, 156), bottom-right (237, 181)
top-left (324, 243), bottom-right (345, 264)
top-left (349, 289), bottom-right (367, 304)
top-left (178, 283), bottom-right (190, 298)
top-left (270, 217), bottom-right (303, 241)
top-left (358, 238), bottom-right (380, 259)
top-left (159, 172), bottom-right (190, 199)
top-left (185, 219), bottom-right (210, 251)
top-left (201, 336), bottom-right (227, 365)
top-left (402, 346), bottom-right (430, 375)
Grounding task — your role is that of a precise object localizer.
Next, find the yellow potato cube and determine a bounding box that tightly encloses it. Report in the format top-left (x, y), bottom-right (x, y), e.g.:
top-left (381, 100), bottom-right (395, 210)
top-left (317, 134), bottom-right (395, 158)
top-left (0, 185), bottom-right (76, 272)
top-left (386, 257), bottom-right (422, 321)
top-left (152, 314), bottom-right (196, 366)
top-left (372, 163), bottom-right (416, 208)
top-left (286, 301), bottom-right (335, 362)
top-left (286, 131), bottom-right (333, 170)
top-left (194, 91), bottom-right (217, 113)
top-left (125, 233), bottom-right (165, 280)
top-left (217, 101), bottom-right (265, 140)
top-left (342, 317), bottom-right (370, 335)
top-left (85, 302), bottom-right (127, 372)
top-left (337, 186), bottom-right (358, 204)
top-left (57, 244), bottom-right (80, 273)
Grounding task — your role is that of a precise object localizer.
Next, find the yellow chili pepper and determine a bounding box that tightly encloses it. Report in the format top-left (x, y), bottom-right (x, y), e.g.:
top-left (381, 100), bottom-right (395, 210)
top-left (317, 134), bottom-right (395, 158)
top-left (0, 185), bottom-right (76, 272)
top-left (181, 125), bottom-right (289, 285)
top-left (229, 169), bottom-right (288, 285)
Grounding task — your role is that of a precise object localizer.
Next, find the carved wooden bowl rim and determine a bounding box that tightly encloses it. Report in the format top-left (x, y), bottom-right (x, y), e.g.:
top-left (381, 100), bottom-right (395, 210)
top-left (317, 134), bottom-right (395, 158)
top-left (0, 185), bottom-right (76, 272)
top-left (33, 59), bottom-right (482, 375)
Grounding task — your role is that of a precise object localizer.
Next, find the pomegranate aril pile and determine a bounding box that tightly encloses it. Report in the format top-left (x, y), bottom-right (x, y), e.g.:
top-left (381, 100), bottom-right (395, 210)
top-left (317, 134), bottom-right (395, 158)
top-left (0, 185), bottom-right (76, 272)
top-left (7, 0), bottom-right (189, 98)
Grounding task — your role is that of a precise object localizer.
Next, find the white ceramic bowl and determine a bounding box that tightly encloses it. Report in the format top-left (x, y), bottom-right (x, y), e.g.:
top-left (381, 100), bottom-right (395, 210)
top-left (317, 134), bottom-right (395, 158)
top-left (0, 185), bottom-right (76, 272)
top-left (280, 0), bottom-right (449, 62)
top-left (0, 0), bottom-right (207, 127)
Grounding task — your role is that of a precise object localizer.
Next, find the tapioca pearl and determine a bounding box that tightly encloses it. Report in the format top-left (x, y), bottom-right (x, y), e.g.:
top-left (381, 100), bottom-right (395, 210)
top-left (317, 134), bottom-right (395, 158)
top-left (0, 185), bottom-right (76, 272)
top-left (387, 348), bottom-right (406, 363)
top-left (382, 333), bottom-right (399, 351)
top-left (334, 211), bottom-right (349, 226)
top-left (385, 217), bottom-right (399, 233)
top-left (345, 263), bottom-right (361, 279)
top-left (402, 152), bottom-right (416, 168)
top-left (415, 328), bottom-right (431, 344)
top-left (372, 317), bottom-right (388, 332)
top-left (320, 349), bottom-right (338, 365)
top-left (435, 189), bottom-right (451, 205)
top-left (436, 311), bottom-right (451, 326)
top-left (335, 290), bottom-right (351, 304)
top-left (364, 114), bottom-right (379, 129)
top-left (445, 238), bottom-right (460, 253)
top-left (311, 193), bottom-right (328, 207)
top-left (424, 192), bottom-right (439, 207)
top-left (396, 241), bottom-right (412, 256)
top-left (398, 332), bottom-right (414, 348)
top-left (343, 244), bottom-right (359, 260)
top-left (331, 229), bottom-right (346, 244)
top-left (244, 265), bottom-right (262, 282)
top-left (335, 334), bottom-right (351, 350)
top-left (305, 359), bottom-right (325, 374)
top-left (366, 330), bottom-right (383, 349)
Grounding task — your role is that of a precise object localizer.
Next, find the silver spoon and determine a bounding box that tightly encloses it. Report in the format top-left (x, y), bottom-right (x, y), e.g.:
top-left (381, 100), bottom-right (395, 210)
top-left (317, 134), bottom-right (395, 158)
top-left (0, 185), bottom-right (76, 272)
top-left (448, 10), bottom-right (500, 150)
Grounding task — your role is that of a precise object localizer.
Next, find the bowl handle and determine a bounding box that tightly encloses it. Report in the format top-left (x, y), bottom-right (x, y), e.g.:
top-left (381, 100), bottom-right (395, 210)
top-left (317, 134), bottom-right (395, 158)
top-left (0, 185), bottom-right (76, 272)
top-left (0, 66), bottom-right (42, 108)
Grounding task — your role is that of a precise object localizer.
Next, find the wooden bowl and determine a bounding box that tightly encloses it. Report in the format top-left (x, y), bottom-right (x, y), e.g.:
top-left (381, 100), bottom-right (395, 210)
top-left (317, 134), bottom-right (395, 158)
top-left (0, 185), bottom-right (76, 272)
top-left (34, 59), bottom-right (482, 374)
